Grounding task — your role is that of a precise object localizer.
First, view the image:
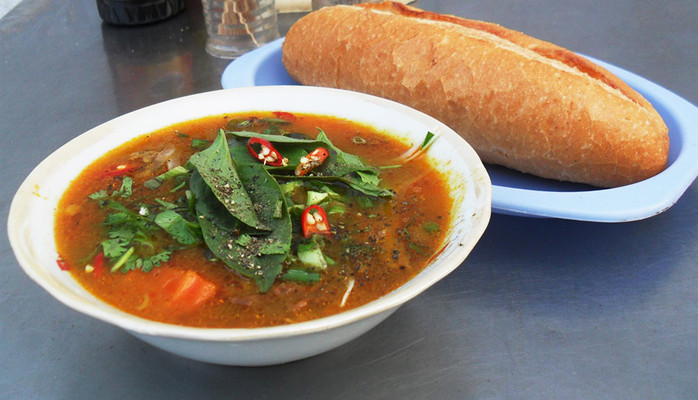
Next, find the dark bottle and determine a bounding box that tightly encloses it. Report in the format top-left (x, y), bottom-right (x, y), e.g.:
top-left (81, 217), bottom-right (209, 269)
top-left (96, 0), bottom-right (185, 25)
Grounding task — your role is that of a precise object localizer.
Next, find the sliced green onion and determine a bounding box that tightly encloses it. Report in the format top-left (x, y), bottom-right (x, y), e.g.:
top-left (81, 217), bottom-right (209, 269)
top-left (420, 131), bottom-right (436, 150)
top-left (306, 190), bottom-right (330, 206)
top-left (110, 246), bottom-right (135, 273)
top-left (298, 241), bottom-right (328, 270)
top-left (282, 269), bottom-right (321, 283)
top-left (393, 131), bottom-right (439, 163)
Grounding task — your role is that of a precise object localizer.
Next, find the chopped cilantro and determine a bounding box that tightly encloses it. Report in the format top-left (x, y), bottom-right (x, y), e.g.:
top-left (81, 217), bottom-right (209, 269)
top-left (154, 210), bottom-right (202, 245)
top-left (101, 238), bottom-right (127, 258)
top-left (154, 198), bottom-right (178, 210)
top-left (117, 177), bottom-right (133, 198)
top-left (88, 190), bottom-right (108, 200)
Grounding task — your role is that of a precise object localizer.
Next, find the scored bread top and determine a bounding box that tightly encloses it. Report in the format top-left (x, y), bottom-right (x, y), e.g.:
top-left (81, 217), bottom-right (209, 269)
top-left (359, 2), bottom-right (654, 112)
top-left (282, 2), bottom-right (669, 187)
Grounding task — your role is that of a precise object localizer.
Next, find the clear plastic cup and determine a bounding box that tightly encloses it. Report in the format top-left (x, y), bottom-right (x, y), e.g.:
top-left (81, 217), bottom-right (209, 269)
top-left (202, 0), bottom-right (279, 59)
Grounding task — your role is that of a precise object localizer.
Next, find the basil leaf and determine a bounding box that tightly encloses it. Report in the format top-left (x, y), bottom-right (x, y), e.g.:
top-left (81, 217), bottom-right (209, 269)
top-left (188, 173), bottom-right (233, 233)
top-left (355, 170), bottom-right (380, 186)
top-left (189, 130), bottom-right (269, 231)
top-left (189, 138), bottom-right (293, 293)
top-left (195, 214), bottom-right (286, 292)
top-left (228, 130), bottom-right (394, 197)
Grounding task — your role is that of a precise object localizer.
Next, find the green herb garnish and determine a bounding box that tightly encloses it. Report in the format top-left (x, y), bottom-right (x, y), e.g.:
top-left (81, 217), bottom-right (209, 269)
top-left (422, 221), bottom-right (441, 233)
top-left (282, 269), bottom-right (321, 283)
top-left (88, 123), bottom-right (405, 293)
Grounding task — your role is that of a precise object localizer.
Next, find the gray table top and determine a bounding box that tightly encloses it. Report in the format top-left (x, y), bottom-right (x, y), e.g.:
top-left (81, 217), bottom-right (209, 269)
top-left (2, 0), bottom-right (697, 398)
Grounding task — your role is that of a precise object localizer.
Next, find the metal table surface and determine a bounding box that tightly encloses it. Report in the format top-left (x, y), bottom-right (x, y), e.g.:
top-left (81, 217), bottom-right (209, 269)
top-left (2, 0), bottom-right (697, 398)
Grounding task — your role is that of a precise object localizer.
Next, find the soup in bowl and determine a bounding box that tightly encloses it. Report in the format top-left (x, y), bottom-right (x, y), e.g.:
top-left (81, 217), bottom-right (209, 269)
top-left (8, 86), bottom-right (491, 366)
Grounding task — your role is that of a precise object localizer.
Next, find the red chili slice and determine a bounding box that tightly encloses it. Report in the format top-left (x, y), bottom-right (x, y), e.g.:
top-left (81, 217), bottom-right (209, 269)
top-left (272, 111), bottom-right (297, 121)
top-left (56, 257), bottom-right (70, 271)
top-left (295, 147), bottom-right (329, 176)
top-left (246, 137), bottom-right (288, 166)
top-left (92, 252), bottom-right (105, 278)
top-left (301, 205), bottom-right (331, 238)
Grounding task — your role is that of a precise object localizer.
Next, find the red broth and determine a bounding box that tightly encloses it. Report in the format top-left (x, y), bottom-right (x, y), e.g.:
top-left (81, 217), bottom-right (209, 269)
top-left (55, 113), bottom-right (453, 328)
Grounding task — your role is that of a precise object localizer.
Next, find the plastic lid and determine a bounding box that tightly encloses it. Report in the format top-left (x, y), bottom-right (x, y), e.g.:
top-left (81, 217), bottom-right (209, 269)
top-left (96, 0), bottom-right (185, 25)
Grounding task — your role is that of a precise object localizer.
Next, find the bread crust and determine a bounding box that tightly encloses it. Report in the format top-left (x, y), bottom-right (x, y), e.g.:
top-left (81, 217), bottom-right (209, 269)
top-left (282, 2), bottom-right (669, 187)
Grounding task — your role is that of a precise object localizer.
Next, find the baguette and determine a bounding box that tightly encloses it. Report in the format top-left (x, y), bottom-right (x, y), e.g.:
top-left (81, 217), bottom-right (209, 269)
top-left (281, 2), bottom-right (669, 187)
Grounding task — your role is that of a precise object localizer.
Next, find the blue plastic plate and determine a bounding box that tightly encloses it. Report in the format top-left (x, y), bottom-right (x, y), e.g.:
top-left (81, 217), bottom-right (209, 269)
top-left (222, 37), bottom-right (698, 222)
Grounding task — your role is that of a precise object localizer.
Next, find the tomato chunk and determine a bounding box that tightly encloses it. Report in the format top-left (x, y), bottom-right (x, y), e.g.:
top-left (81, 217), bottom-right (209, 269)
top-left (149, 268), bottom-right (217, 315)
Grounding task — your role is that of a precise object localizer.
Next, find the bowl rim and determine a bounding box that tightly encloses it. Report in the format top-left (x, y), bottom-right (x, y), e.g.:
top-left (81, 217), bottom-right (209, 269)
top-left (8, 86), bottom-right (492, 342)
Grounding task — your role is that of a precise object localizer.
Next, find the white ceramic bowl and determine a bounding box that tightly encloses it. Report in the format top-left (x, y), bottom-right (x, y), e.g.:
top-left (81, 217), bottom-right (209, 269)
top-left (8, 86), bottom-right (491, 366)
